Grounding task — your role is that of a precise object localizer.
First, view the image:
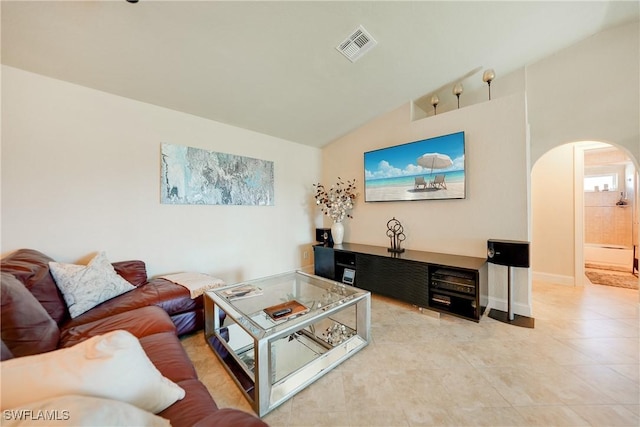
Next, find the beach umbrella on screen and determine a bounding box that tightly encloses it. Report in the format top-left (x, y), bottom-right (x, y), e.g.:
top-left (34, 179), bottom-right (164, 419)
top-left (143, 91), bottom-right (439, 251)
top-left (417, 153), bottom-right (453, 176)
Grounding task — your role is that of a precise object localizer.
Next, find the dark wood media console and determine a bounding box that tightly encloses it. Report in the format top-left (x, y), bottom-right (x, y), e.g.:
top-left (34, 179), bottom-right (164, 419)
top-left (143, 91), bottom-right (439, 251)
top-left (313, 242), bottom-right (488, 322)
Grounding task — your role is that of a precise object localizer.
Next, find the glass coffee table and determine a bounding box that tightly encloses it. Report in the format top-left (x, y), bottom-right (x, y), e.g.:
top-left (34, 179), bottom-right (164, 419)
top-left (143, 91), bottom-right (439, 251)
top-left (204, 270), bottom-right (371, 417)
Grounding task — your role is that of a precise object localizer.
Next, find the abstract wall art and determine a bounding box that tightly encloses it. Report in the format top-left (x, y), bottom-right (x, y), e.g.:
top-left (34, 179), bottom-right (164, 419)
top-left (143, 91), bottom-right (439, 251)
top-left (161, 143), bottom-right (274, 206)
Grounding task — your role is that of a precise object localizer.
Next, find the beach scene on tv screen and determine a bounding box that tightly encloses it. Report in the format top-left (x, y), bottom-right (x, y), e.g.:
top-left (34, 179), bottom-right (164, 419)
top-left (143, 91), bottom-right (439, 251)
top-left (364, 132), bottom-right (465, 202)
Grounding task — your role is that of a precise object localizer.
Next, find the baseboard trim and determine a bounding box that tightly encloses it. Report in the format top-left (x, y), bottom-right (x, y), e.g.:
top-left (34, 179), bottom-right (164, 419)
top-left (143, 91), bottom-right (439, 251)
top-left (532, 271), bottom-right (575, 286)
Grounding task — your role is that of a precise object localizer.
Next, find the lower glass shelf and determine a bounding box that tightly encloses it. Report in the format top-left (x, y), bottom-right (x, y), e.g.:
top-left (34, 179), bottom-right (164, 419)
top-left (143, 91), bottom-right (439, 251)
top-left (269, 334), bottom-right (367, 406)
top-left (211, 316), bottom-right (357, 384)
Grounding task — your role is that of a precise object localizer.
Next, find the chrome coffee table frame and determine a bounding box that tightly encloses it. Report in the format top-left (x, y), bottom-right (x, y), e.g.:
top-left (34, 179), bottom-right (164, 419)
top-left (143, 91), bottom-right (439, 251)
top-left (204, 270), bottom-right (370, 417)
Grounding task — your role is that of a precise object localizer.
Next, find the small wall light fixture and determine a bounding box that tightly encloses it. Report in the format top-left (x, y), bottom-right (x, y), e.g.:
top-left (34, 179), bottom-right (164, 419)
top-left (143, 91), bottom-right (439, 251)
top-left (482, 69), bottom-right (495, 100)
top-left (452, 83), bottom-right (463, 108)
top-left (430, 95), bottom-right (439, 115)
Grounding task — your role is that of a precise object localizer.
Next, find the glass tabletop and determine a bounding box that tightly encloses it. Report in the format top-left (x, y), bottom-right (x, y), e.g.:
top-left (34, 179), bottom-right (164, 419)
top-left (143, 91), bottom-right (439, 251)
top-left (208, 270), bottom-right (365, 339)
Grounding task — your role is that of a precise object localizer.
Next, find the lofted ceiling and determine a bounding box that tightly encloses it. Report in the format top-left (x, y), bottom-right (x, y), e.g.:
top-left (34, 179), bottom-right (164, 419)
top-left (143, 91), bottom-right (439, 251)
top-left (2, 1), bottom-right (638, 148)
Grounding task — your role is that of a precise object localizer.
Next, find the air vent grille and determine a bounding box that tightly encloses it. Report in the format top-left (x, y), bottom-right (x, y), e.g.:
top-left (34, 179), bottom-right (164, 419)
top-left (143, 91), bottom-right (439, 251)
top-left (336, 25), bottom-right (377, 62)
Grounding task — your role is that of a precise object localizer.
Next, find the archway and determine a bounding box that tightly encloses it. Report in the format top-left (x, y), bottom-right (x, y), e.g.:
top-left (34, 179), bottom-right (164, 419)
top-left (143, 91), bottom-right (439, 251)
top-left (531, 141), bottom-right (639, 295)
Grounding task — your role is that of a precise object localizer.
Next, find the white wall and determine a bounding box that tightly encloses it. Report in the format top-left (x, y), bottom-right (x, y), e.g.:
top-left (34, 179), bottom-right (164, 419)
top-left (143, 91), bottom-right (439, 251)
top-left (527, 20), bottom-right (639, 166)
top-left (322, 93), bottom-right (533, 316)
top-left (1, 66), bottom-right (322, 281)
top-left (531, 144), bottom-right (577, 285)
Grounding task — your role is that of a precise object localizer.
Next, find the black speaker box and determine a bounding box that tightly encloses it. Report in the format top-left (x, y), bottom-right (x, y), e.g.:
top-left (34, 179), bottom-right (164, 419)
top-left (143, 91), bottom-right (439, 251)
top-left (315, 228), bottom-right (333, 245)
top-left (487, 239), bottom-right (530, 268)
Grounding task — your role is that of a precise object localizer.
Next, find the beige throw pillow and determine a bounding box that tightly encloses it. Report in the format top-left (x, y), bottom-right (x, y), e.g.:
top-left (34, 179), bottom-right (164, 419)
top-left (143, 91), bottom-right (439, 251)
top-left (49, 252), bottom-right (135, 318)
top-left (0, 330), bottom-right (185, 414)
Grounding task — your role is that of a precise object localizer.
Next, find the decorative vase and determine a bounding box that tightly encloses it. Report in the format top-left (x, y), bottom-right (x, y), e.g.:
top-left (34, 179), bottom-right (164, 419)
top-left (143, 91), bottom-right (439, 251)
top-left (331, 221), bottom-right (344, 245)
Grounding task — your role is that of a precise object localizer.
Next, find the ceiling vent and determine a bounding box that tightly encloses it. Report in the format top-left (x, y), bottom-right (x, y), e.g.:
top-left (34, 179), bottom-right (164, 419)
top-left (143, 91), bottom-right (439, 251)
top-left (336, 25), bottom-right (377, 63)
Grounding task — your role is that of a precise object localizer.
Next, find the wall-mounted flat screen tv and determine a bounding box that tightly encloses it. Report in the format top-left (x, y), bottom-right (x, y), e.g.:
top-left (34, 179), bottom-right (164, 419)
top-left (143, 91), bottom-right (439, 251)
top-left (364, 131), bottom-right (465, 202)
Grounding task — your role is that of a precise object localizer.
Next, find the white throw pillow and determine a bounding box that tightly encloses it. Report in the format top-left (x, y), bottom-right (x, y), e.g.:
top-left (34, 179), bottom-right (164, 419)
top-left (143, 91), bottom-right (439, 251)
top-left (0, 330), bottom-right (185, 414)
top-left (49, 252), bottom-right (136, 318)
top-left (2, 395), bottom-right (170, 426)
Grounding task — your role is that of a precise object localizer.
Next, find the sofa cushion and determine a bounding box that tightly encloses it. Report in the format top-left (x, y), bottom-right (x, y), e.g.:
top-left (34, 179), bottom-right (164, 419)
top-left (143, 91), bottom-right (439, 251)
top-left (151, 278), bottom-right (204, 314)
top-left (1, 272), bottom-right (60, 357)
top-left (112, 260), bottom-right (148, 287)
top-left (3, 395), bottom-right (170, 427)
top-left (0, 249), bottom-right (69, 325)
top-left (0, 330), bottom-right (185, 414)
top-left (139, 332), bottom-right (198, 383)
top-left (61, 279), bottom-right (203, 331)
top-left (158, 379), bottom-right (219, 427)
top-left (60, 306), bottom-right (176, 348)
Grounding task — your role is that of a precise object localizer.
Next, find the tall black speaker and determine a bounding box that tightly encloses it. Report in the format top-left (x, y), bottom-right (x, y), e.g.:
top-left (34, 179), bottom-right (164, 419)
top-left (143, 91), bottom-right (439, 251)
top-left (487, 238), bottom-right (534, 328)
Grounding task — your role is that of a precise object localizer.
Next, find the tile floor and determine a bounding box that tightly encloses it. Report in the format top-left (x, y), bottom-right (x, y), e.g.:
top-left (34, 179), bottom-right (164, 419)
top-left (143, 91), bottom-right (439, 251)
top-left (181, 278), bottom-right (639, 426)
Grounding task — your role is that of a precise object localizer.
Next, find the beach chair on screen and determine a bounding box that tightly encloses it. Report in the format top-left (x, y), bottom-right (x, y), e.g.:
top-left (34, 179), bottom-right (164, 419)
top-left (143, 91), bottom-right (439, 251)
top-left (429, 174), bottom-right (447, 189)
top-left (414, 176), bottom-right (428, 189)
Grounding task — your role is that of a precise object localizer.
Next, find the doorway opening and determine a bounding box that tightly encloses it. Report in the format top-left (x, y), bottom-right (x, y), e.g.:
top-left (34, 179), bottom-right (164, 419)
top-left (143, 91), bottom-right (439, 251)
top-left (531, 141), bottom-right (639, 291)
top-left (580, 142), bottom-right (638, 288)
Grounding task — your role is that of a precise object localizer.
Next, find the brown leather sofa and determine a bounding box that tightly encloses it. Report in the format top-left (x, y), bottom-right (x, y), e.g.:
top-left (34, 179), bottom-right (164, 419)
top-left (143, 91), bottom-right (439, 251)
top-left (1, 248), bottom-right (267, 427)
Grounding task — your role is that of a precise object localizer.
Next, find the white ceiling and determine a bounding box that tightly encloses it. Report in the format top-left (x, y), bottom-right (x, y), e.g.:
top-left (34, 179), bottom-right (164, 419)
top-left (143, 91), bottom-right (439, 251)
top-left (2, 1), bottom-right (638, 148)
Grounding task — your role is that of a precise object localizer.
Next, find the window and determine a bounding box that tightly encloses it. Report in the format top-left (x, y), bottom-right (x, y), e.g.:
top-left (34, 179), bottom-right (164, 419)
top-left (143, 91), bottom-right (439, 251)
top-left (584, 173), bottom-right (617, 192)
